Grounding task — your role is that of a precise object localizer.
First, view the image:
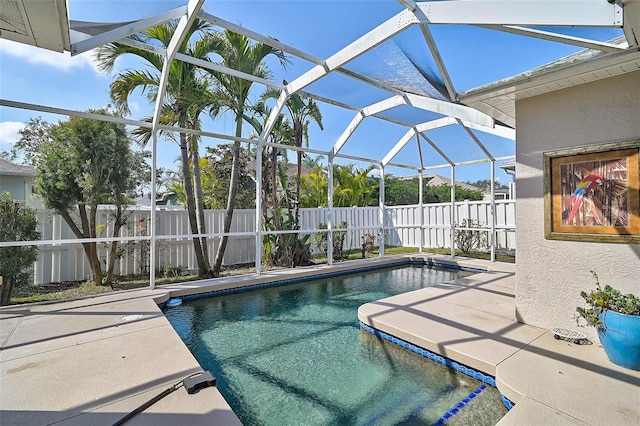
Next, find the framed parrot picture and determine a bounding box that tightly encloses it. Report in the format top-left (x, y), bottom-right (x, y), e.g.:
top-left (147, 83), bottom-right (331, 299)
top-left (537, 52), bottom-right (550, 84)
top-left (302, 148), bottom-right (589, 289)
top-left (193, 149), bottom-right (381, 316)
top-left (544, 140), bottom-right (640, 242)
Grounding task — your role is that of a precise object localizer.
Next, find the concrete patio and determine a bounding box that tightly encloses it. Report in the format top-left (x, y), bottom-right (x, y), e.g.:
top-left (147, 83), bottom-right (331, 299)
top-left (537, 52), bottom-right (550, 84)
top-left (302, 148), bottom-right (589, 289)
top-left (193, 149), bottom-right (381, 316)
top-left (358, 257), bottom-right (640, 425)
top-left (1, 255), bottom-right (639, 425)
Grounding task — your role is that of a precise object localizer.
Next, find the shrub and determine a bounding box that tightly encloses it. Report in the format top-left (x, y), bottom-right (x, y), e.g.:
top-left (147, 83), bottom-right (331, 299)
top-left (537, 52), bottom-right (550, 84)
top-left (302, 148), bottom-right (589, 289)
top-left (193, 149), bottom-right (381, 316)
top-left (315, 222), bottom-right (348, 261)
top-left (0, 193), bottom-right (40, 305)
top-left (454, 219), bottom-right (488, 255)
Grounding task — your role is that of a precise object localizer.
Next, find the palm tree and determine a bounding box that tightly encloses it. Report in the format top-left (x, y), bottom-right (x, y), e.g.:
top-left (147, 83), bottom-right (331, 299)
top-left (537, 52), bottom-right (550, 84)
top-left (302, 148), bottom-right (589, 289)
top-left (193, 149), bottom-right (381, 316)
top-left (333, 164), bottom-right (376, 207)
top-left (300, 156), bottom-right (328, 208)
top-left (261, 86), bottom-right (323, 226)
top-left (204, 30), bottom-right (288, 275)
top-left (245, 102), bottom-right (295, 265)
top-left (95, 20), bottom-right (219, 276)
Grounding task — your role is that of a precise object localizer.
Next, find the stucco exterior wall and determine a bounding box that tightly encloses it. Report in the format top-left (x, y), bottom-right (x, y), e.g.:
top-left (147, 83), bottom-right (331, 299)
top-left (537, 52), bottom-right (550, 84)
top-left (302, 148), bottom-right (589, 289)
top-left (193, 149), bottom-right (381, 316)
top-left (515, 70), bottom-right (640, 339)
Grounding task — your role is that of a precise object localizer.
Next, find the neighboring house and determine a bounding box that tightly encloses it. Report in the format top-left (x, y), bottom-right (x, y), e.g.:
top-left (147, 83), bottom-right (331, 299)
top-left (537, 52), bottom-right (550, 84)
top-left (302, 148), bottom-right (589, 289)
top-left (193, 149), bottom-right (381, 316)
top-left (423, 174), bottom-right (481, 192)
top-left (399, 173), bottom-right (482, 192)
top-left (247, 160), bottom-right (313, 185)
top-left (0, 158), bottom-right (42, 209)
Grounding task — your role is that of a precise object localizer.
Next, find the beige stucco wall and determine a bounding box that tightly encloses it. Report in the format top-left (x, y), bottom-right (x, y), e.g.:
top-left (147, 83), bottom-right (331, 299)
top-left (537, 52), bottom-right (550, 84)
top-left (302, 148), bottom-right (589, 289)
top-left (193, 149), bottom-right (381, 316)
top-left (515, 70), bottom-right (640, 339)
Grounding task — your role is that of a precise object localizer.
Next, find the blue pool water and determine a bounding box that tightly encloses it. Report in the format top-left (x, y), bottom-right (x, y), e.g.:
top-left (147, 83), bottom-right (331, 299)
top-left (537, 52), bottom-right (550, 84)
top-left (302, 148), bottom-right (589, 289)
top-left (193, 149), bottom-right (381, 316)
top-left (164, 266), bottom-right (507, 425)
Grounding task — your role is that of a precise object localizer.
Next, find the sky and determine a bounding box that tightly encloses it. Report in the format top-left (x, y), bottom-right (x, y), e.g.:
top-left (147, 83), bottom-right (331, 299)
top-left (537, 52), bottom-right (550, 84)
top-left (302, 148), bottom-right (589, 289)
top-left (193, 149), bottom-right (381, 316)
top-left (0, 0), bottom-right (624, 186)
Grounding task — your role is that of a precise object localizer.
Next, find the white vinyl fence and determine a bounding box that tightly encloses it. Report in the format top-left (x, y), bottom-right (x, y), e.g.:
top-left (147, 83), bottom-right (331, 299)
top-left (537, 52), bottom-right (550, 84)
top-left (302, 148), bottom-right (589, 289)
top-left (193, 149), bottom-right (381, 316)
top-left (29, 200), bottom-right (515, 285)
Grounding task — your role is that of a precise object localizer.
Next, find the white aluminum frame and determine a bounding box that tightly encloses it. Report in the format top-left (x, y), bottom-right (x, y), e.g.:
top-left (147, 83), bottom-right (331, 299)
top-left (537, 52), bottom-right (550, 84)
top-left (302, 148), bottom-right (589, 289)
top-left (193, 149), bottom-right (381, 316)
top-left (0, 0), bottom-right (630, 287)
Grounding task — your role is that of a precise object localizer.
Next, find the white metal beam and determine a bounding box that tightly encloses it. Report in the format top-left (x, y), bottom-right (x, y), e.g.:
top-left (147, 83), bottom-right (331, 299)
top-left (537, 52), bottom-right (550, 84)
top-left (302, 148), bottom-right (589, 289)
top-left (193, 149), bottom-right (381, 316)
top-left (362, 95), bottom-right (406, 117)
top-left (175, 52), bottom-right (284, 89)
top-left (330, 112), bottom-right (365, 159)
top-left (480, 25), bottom-right (627, 53)
top-left (458, 120), bottom-right (515, 140)
top-left (405, 94), bottom-right (494, 127)
top-left (416, 132), bottom-right (425, 170)
top-left (70, 6), bottom-right (188, 55)
top-left (458, 119), bottom-right (495, 161)
top-left (199, 11), bottom-right (325, 65)
top-left (118, 38), bottom-right (284, 90)
top-left (148, 0), bottom-right (205, 289)
top-left (398, 0), bottom-right (458, 100)
top-left (285, 10), bottom-right (417, 94)
top-left (0, 99), bottom-right (149, 127)
top-left (414, 1), bottom-right (622, 27)
top-left (415, 116), bottom-right (457, 132)
top-left (151, 0), bottom-right (204, 133)
top-left (418, 132), bottom-right (455, 166)
top-left (382, 128), bottom-right (416, 166)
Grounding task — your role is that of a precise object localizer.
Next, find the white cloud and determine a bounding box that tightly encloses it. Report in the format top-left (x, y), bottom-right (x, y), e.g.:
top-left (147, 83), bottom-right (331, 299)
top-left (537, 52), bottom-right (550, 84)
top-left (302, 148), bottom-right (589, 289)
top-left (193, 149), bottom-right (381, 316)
top-left (0, 121), bottom-right (26, 145)
top-left (0, 39), bottom-right (102, 74)
top-left (129, 102), bottom-right (140, 113)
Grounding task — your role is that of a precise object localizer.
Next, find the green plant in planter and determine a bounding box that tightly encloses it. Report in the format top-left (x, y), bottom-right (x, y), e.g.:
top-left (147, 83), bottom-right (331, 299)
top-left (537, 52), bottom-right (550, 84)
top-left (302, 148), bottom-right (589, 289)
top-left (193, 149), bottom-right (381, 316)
top-left (576, 271), bottom-right (640, 370)
top-left (576, 271), bottom-right (640, 327)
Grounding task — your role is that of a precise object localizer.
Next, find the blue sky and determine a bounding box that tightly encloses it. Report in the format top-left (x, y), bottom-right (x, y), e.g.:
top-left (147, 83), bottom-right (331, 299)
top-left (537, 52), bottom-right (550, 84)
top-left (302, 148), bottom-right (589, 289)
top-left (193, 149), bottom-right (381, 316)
top-left (0, 0), bottom-right (624, 185)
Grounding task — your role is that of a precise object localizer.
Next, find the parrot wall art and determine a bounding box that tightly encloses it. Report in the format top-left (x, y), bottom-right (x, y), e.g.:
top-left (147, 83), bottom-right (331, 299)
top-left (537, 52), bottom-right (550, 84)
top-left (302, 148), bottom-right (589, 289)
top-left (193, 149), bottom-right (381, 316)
top-left (566, 173), bottom-right (604, 225)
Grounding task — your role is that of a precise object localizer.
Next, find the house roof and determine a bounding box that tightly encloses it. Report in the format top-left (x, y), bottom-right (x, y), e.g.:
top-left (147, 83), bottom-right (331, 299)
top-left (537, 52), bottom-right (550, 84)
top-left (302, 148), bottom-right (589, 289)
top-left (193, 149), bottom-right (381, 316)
top-left (246, 160), bottom-right (313, 182)
top-left (423, 174), bottom-right (481, 192)
top-left (0, 0), bottom-right (70, 52)
top-left (399, 173), bottom-right (481, 192)
top-left (459, 37), bottom-right (640, 127)
top-left (0, 158), bottom-right (35, 176)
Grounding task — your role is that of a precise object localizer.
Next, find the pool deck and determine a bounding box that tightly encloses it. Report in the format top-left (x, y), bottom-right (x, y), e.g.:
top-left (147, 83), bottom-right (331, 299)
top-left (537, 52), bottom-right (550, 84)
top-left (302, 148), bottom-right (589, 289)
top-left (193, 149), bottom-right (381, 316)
top-left (359, 256), bottom-right (640, 425)
top-left (1, 254), bottom-right (639, 425)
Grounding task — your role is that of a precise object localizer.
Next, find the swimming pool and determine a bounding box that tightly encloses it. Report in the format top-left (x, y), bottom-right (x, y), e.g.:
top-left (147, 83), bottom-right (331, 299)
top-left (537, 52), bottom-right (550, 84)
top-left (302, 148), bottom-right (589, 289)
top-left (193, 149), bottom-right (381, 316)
top-left (164, 265), bottom-right (507, 425)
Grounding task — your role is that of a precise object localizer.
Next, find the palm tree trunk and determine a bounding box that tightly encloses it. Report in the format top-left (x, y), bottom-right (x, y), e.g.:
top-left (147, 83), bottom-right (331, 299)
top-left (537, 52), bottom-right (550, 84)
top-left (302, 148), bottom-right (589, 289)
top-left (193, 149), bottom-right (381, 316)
top-left (213, 117), bottom-right (243, 275)
top-left (191, 146), bottom-right (211, 270)
top-left (294, 127), bottom-right (303, 229)
top-left (271, 147), bottom-right (287, 265)
top-left (180, 132), bottom-right (208, 275)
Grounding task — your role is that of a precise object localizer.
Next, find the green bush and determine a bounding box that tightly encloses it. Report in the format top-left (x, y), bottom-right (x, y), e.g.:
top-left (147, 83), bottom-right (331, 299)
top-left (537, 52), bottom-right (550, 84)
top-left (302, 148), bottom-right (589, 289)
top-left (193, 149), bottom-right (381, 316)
top-left (315, 222), bottom-right (348, 261)
top-left (0, 193), bottom-right (40, 305)
top-left (454, 219), bottom-right (488, 255)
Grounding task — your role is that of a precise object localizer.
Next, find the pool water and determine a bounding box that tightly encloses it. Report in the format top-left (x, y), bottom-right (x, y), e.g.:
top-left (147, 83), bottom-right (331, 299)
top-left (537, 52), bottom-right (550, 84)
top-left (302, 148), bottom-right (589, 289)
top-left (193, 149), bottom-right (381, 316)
top-left (164, 266), bottom-right (507, 425)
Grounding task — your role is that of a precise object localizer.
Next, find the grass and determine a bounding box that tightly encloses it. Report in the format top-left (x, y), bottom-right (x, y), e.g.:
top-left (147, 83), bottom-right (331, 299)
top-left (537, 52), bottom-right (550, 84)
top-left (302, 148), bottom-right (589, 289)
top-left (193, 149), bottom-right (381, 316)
top-left (10, 246), bottom-right (514, 304)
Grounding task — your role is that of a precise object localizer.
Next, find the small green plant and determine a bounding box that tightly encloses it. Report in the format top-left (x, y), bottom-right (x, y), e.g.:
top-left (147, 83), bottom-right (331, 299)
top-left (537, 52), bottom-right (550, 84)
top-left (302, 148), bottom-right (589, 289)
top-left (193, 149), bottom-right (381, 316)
top-left (576, 271), bottom-right (640, 327)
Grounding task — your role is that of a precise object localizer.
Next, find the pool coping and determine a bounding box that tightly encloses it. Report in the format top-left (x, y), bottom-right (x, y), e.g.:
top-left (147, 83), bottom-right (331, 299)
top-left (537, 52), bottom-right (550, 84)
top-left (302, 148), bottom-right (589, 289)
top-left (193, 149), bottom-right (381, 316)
top-left (3, 254), bottom-right (638, 425)
top-left (356, 258), bottom-right (640, 426)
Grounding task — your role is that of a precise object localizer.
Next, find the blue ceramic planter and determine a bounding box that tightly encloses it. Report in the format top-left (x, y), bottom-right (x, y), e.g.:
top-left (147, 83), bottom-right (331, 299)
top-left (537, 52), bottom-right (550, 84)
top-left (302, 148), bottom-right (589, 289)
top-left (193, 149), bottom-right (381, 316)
top-left (597, 310), bottom-right (640, 370)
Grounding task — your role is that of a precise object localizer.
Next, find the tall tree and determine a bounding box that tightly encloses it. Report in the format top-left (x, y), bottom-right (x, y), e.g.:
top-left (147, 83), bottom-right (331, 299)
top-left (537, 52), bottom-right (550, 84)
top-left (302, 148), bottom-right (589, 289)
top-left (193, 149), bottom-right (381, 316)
top-left (25, 112), bottom-right (139, 285)
top-left (261, 87), bottom-right (323, 226)
top-left (333, 164), bottom-right (376, 207)
top-left (245, 102), bottom-right (297, 266)
top-left (202, 144), bottom-right (255, 209)
top-left (204, 30), bottom-right (288, 275)
top-left (95, 19), bottom-right (218, 276)
top-left (0, 194), bottom-right (40, 305)
top-left (300, 156), bottom-right (328, 208)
